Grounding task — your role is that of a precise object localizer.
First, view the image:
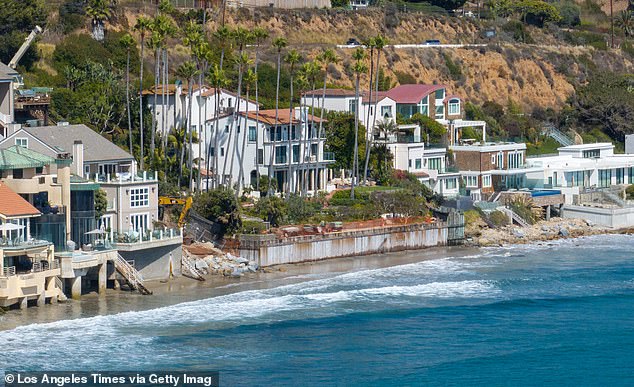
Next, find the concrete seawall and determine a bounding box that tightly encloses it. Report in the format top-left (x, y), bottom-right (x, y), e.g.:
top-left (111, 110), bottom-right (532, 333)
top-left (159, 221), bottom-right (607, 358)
top-left (562, 205), bottom-right (634, 228)
top-left (237, 219), bottom-right (464, 267)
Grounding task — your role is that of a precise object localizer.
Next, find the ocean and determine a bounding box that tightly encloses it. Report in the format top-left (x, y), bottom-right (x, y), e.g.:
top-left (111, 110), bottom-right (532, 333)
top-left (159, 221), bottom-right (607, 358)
top-left (1, 234), bottom-right (634, 386)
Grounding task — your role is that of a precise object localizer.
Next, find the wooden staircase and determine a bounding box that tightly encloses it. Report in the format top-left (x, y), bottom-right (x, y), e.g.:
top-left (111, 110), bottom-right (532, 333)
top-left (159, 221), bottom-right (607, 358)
top-left (114, 253), bottom-right (152, 295)
top-left (501, 207), bottom-right (530, 228)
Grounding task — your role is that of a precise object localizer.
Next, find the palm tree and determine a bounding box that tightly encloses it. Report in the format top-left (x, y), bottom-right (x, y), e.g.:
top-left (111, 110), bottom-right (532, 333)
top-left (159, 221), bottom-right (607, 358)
top-left (299, 60), bottom-right (320, 196)
top-left (176, 61), bottom-right (200, 187)
top-left (361, 37), bottom-right (376, 186)
top-left (236, 68), bottom-right (257, 197)
top-left (316, 48), bottom-right (338, 142)
top-left (134, 16), bottom-right (152, 171)
top-left (207, 63), bottom-right (230, 189)
top-left (350, 47), bottom-right (367, 200)
top-left (252, 27), bottom-right (269, 191)
top-left (119, 34), bottom-right (135, 154)
top-left (85, 0), bottom-right (111, 41)
top-left (225, 28), bottom-right (253, 188)
top-left (364, 34), bottom-right (388, 185)
top-left (284, 49), bottom-right (302, 196)
top-left (213, 26), bottom-right (232, 70)
top-left (267, 37), bottom-right (288, 196)
top-left (616, 10), bottom-right (634, 38)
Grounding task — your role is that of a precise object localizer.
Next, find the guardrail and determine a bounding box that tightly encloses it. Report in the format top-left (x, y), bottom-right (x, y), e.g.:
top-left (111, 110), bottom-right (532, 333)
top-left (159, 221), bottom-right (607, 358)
top-left (2, 266), bottom-right (16, 277)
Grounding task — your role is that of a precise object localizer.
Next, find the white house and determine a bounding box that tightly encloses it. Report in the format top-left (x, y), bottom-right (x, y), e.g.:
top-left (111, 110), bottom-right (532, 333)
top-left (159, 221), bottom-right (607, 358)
top-left (0, 62), bottom-right (18, 139)
top-left (525, 143), bottom-right (634, 193)
top-left (201, 107), bottom-right (335, 195)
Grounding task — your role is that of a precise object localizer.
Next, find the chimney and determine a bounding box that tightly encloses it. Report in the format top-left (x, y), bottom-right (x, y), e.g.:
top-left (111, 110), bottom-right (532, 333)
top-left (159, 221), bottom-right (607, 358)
top-left (55, 153), bottom-right (73, 243)
top-left (72, 140), bottom-right (84, 177)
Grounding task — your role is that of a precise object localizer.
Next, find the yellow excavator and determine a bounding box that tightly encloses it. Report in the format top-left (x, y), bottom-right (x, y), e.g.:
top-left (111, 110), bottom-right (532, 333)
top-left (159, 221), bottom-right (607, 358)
top-left (158, 196), bottom-right (193, 228)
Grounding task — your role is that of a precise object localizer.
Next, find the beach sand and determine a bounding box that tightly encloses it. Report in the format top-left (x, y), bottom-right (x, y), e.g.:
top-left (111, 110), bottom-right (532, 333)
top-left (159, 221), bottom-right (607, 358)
top-left (0, 245), bottom-right (479, 331)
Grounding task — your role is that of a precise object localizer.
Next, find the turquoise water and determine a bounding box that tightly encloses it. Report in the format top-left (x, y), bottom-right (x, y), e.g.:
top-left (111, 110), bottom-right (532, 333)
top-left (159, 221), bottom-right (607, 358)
top-left (2, 235), bottom-right (634, 386)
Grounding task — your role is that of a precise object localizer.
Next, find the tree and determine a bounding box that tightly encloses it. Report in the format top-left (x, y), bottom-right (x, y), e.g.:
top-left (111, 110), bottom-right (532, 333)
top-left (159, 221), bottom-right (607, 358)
top-left (0, 0), bottom-right (47, 69)
top-left (284, 49), bottom-right (303, 196)
top-left (94, 189), bottom-right (108, 220)
top-left (350, 47), bottom-right (367, 200)
top-left (176, 61), bottom-right (200, 186)
top-left (616, 10), bottom-right (634, 38)
top-left (362, 37), bottom-right (376, 186)
top-left (325, 112), bottom-right (366, 174)
top-left (515, 0), bottom-right (561, 27)
top-left (237, 67), bottom-right (257, 197)
top-left (254, 196), bottom-right (287, 226)
top-left (252, 27), bottom-right (269, 191)
top-left (267, 37), bottom-right (288, 196)
top-left (299, 60), bottom-right (320, 196)
top-left (364, 34), bottom-right (388, 186)
top-left (409, 113), bottom-right (446, 143)
top-left (134, 16), bottom-right (152, 171)
top-left (85, 0), bottom-right (111, 41)
top-left (427, 0), bottom-right (468, 11)
top-left (119, 33), bottom-right (135, 154)
top-left (208, 63), bottom-right (230, 189)
top-left (316, 48), bottom-right (339, 143)
top-left (192, 188), bottom-right (241, 235)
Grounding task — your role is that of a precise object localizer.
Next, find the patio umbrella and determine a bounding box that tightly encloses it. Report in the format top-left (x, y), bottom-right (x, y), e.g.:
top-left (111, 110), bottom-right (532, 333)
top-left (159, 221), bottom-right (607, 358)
top-left (84, 228), bottom-right (106, 235)
top-left (0, 223), bottom-right (25, 231)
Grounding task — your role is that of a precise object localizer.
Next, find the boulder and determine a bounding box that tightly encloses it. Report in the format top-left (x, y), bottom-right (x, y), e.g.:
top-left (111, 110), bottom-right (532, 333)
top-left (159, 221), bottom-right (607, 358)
top-left (231, 268), bottom-right (244, 277)
top-left (235, 257), bottom-right (249, 264)
top-left (512, 229), bottom-right (525, 238)
top-left (558, 227), bottom-right (570, 237)
top-left (195, 259), bottom-right (209, 270)
top-left (584, 219), bottom-right (595, 227)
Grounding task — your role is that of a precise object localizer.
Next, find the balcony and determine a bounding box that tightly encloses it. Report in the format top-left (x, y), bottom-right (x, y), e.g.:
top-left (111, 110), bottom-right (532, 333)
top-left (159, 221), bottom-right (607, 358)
top-left (0, 238), bottom-right (51, 253)
top-left (324, 152), bottom-right (336, 161)
top-left (109, 228), bottom-right (183, 251)
top-left (94, 171), bottom-right (158, 185)
top-left (0, 111), bottom-right (11, 125)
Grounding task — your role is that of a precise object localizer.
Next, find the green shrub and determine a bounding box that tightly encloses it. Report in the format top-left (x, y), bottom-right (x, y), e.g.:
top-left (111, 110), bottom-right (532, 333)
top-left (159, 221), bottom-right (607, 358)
top-left (627, 185), bottom-right (634, 200)
top-left (557, 1), bottom-right (581, 27)
top-left (254, 196), bottom-right (287, 227)
top-left (563, 30), bottom-right (607, 50)
top-left (394, 70), bottom-right (416, 85)
top-left (240, 220), bottom-right (267, 234)
top-left (502, 21), bottom-right (534, 44)
top-left (443, 53), bottom-right (464, 81)
top-left (286, 194), bottom-right (321, 224)
top-left (192, 188), bottom-right (241, 235)
top-left (489, 210), bottom-right (509, 227)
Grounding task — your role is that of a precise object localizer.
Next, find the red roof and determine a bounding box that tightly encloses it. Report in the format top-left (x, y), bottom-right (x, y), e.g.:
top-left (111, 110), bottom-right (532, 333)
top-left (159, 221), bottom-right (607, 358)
top-left (238, 109), bottom-right (325, 126)
top-left (386, 84), bottom-right (446, 104)
top-left (0, 183), bottom-right (40, 218)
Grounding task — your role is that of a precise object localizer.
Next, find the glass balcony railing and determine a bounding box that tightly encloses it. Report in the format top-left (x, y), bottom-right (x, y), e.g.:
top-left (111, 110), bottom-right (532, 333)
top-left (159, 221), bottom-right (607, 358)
top-left (323, 152), bottom-right (336, 161)
top-left (109, 228), bottom-right (182, 245)
top-left (93, 171), bottom-right (158, 184)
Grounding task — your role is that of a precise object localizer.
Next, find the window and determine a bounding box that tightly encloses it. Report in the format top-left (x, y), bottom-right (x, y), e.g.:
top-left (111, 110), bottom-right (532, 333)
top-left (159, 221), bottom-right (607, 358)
top-left (15, 138), bottom-right (28, 148)
top-left (448, 99), bottom-right (460, 115)
top-left (616, 168), bottom-right (625, 184)
top-left (311, 144), bottom-right (318, 159)
top-left (482, 175), bottom-right (492, 187)
top-left (130, 213), bottom-right (149, 232)
top-left (257, 149), bottom-right (264, 164)
top-left (220, 147), bottom-right (225, 157)
top-left (629, 167), bottom-right (634, 184)
top-left (369, 106), bottom-right (373, 115)
top-left (427, 157), bottom-right (442, 172)
top-left (225, 125), bottom-right (229, 133)
top-left (567, 171), bottom-right (585, 187)
top-left (435, 89), bottom-right (445, 100)
top-left (248, 126), bottom-right (257, 142)
top-left (583, 149), bottom-right (600, 159)
top-left (507, 152), bottom-right (524, 169)
top-left (465, 175), bottom-right (478, 187)
top-left (599, 169), bottom-right (612, 188)
top-left (84, 165), bottom-right (90, 178)
top-left (415, 159), bottom-right (422, 169)
top-left (381, 106), bottom-right (392, 118)
top-left (210, 147), bottom-right (215, 157)
top-left (130, 187), bottom-right (149, 208)
top-left (445, 178), bottom-right (457, 189)
top-left (417, 96), bottom-right (429, 116)
top-left (275, 146), bottom-right (287, 164)
top-left (100, 215), bottom-right (112, 232)
top-left (408, 159), bottom-right (412, 168)
top-left (12, 169), bottom-right (23, 179)
top-left (348, 99), bottom-right (357, 114)
top-left (435, 105), bottom-right (444, 119)
top-left (292, 144), bottom-right (300, 162)
top-left (35, 167), bottom-right (43, 174)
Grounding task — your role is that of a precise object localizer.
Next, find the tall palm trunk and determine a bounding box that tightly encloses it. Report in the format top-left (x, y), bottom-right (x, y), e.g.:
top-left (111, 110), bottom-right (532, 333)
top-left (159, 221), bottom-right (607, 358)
top-left (196, 65), bottom-right (204, 192)
top-left (367, 48), bottom-right (383, 182)
top-left (236, 85), bottom-right (250, 198)
top-left (162, 49), bottom-right (168, 152)
top-left (362, 48), bottom-right (374, 185)
top-left (286, 73), bottom-right (295, 196)
top-left (254, 47), bottom-right (261, 191)
top-left (126, 48), bottom-right (132, 154)
top-left (179, 82), bottom-right (193, 185)
top-left (267, 52), bottom-right (282, 196)
top-left (151, 48), bottom-right (160, 167)
top-left (351, 73), bottom-right (360, 200)
top-left (139, 35), bottom-right (145, 170)
top-left (225, 63), bottom-right (244, 189)
top-left (189, 76), bottom-right (198, 191)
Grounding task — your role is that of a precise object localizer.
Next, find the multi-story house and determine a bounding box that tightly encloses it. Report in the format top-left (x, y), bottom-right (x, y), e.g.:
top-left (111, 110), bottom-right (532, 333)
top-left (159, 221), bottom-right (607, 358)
top-left (0, 62), bottom-right (18, 139)
top-left (0, 123), bottom-right (158, 237)
top-left (203, 107), bottom-right (335, 195)
top-left (0, 182), bottom-right (62, 309)
top-left (525, 143), bottom-right (634, 192)
top-left (450, 142), bottom-right (533, 200)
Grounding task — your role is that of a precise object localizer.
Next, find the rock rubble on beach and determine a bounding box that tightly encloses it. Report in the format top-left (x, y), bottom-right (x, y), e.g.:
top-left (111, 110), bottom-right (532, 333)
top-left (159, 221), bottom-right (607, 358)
top-left (184, 242), bottom-right (259, 277)
top-left (470, 217), bottom-right (610, 247)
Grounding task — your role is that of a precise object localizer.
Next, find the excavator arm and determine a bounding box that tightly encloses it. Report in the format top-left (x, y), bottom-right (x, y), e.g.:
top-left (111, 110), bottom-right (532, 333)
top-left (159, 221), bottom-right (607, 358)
top-left (159, 196), bottom-right (193, 228)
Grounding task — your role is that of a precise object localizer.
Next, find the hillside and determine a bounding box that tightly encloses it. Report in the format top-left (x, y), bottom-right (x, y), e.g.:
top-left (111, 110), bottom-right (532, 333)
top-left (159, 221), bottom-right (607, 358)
top-left (52, 6), bottom-right (634, 112)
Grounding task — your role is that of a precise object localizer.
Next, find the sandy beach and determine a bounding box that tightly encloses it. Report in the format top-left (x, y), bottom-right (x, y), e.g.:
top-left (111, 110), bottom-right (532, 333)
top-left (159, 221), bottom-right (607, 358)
top-left (0, 245), bottom-right (479, 331)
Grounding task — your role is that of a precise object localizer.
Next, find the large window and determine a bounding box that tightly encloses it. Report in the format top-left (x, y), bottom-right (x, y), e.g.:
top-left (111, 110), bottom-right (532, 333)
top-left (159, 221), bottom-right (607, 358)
top-left (435, 105), bottom-right (444, 119)
top-left (130, 187), bottom-right (149, 208)
top-left (348, 99), bottom-right (357, 114)
top-left (583, 149), bottom-right (600, 159)
top-left (415, 159), bottom-right (422, 169)
top-left (599, 169), bottom-right (612, 188)
top-left (257, 149), bottom-right (264, 164)
top-left (567, 170), bottom-right (585, 187)
top-left (482, 175), bottom-right (491, 187)
top-left (248, 126), bottom-right (257, 142)
top-left (616, 168), bottom-right (625, 184)
top-left (507, 152), bottom-right (524, 169)
top-left (435, 89), bottom-right (445, 100)
top-left (465, 175), bottom-right (478, 187)
top-left (275, 146), bottom-right (287, 164)
top-left (629, 167), bottom-right (634, 184)
top-left (445, 178), bottom-right (457, 190)
top-left (130, 213), bottom-right (149, 232)
top-left (427, 157), bottom-right (442, 172)
top-left (448, 99), bottom-right (460, 115)
top-left (381, 105), bottom-right (392, 119)
top-left (292, 144), bottom-right (300, 163)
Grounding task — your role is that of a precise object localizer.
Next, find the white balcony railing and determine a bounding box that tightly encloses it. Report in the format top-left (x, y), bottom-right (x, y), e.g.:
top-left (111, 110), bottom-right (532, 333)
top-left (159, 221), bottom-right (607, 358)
top-left (0, 111), bottom-right (10, 124)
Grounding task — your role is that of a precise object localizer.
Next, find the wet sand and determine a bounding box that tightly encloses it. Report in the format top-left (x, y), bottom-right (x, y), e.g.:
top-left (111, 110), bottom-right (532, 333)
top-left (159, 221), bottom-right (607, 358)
top-left (0, 245), bottom-right (479, 331)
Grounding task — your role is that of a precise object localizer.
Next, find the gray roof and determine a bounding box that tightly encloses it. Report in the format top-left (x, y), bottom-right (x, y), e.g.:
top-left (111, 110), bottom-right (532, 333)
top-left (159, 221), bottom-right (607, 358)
top-left (23, 124), bottom-right (134, 163)
top-left (0, 62), bottom-right (18, 81)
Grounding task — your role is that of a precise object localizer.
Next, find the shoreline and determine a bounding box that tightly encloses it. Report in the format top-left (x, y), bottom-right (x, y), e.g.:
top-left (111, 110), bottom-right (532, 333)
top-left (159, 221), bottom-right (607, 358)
top-left (0, 245), bottom-right (478, 331)
top-left (467, 217), bottom-right (634, 247)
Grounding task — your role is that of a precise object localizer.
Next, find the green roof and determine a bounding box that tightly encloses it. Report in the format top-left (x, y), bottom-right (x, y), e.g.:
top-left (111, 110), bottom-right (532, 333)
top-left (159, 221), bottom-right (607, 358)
top-left (70, 174), bottom-right (100, 191)
top-left (0, 146), bottom-right (55, 170)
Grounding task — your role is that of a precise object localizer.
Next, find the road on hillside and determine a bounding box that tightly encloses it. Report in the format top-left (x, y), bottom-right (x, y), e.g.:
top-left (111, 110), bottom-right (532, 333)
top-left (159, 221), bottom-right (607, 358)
top-left (335, 43), bottom-right (487, 49)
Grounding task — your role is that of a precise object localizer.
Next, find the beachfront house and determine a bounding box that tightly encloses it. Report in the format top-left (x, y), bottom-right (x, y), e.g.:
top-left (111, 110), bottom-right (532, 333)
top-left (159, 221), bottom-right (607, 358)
top-left (202, 107), bottom-right (335, 195)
